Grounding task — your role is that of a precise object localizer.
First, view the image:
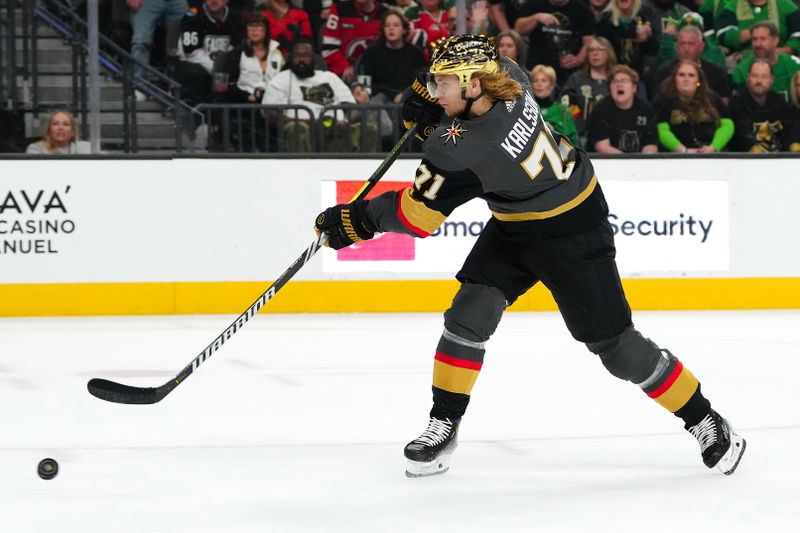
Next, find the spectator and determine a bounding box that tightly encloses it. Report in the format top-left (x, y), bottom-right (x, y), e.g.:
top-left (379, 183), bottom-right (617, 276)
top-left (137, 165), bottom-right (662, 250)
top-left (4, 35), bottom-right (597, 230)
top-left (407, 0), bottom-right (449, 51)
top-left (649, 0), bottom-right (690, 55)
top-left (531, 64), bottom-right (581, 146)
top-left (515, 0), bottom-right (596, 82)
top-left (322, 0), bottom-right (388, 82)
top-left (359, 11), bottom-right (425, 102)
top-left (791, 71), bottom-right (800, 109)
top-left (655, 11), bottom-right (727, 68)
top-left (349, 81), bottom-right (389, 149)
top-left (595, 0), bottom-right (660, 78)
top-left (26, 110), bottom-right (92, 155)
top-left (651, 24), bottom-right (731, 100)
top-left (732, 21), bottom-right (800, 100)
top-left (174, 0), bottom-right (245, 108)
top-left (729, 58), bottom-right (800, 151)
top-left (214, 12), bottom-right (284, 103)
top-left (587, 64), bottom-right (659, 152)
top-left (655, 59), bottom-right (734, 152)
top-left (495, 29), bottom-right (528, 66)
top-left (560, 35), bottom-right (616, 142)
top-left (127, 0), bottom-right (188, 84)
top-left (259, 0), bottom-right (313, 56)
top-left (716, 0), bottom-right (800, 55)
top-left (264, 37), bottom-right (361, 151)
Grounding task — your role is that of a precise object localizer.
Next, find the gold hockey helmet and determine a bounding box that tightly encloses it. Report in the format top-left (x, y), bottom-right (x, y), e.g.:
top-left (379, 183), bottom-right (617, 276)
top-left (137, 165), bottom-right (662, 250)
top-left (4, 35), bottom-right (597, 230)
top-left (428, 34), bottom-right (499, 89)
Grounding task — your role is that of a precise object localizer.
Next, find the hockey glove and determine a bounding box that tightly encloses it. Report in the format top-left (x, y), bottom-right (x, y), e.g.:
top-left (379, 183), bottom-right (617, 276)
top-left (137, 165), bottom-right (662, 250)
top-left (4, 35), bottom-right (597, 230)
top-left (315, 200), bottom-right (376, 250)
top-left (402, 73), bottom-right (444, 141)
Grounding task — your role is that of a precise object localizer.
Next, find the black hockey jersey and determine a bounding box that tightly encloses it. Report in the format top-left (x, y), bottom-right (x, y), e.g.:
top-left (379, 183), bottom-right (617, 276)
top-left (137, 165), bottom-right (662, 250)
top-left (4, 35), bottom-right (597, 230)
top-left (178, 4), bottom-right (245, 72)
top-left (366, 59), bottom-right (601, 240)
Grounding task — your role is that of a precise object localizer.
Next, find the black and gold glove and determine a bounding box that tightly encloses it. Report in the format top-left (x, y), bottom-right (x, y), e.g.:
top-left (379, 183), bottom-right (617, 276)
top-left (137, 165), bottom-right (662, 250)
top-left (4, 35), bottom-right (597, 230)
top-left (401, 73), bottom-right (444, 141)
top-left (315, 200), bottom-right (376, 250)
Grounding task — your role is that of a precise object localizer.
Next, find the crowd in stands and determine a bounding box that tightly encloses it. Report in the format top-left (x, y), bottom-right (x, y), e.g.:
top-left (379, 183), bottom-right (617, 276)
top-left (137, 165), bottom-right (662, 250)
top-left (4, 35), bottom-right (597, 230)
top-left (10, 0), bottom-right (800, 153)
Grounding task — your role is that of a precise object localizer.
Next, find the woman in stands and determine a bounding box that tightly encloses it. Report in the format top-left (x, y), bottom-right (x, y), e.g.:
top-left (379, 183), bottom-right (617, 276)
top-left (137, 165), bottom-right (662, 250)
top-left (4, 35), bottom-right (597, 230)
top-left (654, 59), bottom-right (733, 153)
top-left (595, 0), bottom-right (659, 78)
top-left (560, 36), bottom-right (617, 145)
top-left (531, 64), bottom-right (580, 147)
top-left (495, 29), bottom-right (527, 67)
top-left (359, 11), bottom-right (425, 103)
top-left (26, 109), bottom-right (90, 155)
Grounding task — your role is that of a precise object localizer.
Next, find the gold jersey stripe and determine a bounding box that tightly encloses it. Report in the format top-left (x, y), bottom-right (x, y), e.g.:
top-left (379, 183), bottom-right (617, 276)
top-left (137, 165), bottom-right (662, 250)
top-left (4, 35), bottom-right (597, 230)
top-left (399, 188), bottom-right (447, 235)
top-left (491, 174), bottom-right (598, 222)
top-left (432, 359), bottom-right (480, 395)
top-left (652, 367), bottom-right (700, 413)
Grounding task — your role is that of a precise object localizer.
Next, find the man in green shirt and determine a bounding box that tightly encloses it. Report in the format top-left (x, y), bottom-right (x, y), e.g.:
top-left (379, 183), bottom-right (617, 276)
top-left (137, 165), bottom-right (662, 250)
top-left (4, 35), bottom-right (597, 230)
top-left (732, 21), bottom-right (800, 99)
top-left (716, 0), bottom-right (800, 54)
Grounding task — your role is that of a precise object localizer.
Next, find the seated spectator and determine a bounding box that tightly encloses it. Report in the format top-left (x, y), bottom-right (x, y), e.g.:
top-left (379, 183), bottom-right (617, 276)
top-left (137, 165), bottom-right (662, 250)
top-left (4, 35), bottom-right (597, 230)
top-left (495, 29), bottom-right (528, 67)
top-left (388, 0), bottom-right (418, 18)
top-left (127, 0), bottom-right (188, 86)
top-left (214, 12), bottom-right (284, 103)
top-left (656, 11), bottom-right (727, 68)
top-left (791, 71), bottom-right (800, 108)
top-left (322, 0), bottom-right (389, 82)
top-left (650, 24), bottom-right (731, 100)
top-left (210, 11), bottom-right (285, 150)
top-left (26, 110), bottom-right (92, 155)
top-left (655, 59), bottom-right (734, 152)
top-left (716, 0), bottom-right (800, 55)
top-left (732, 21), bottom-right (800, 100)
top-left (515, 0), bottom-right (596, 83)
top-left (407, 0), bottom-right (449, 52)
top-left (531, 64), bottom-right (581, 146)
top-left (595, 0), bottom-right (660, 78)
top-left (488, 0), bottom-right (526, 32)
top-left (729, 58), bottom-right (800, 151)
top-left (649, 0), bottom-right (690, 55)
top-left (560, 36), bottom-right (616, 143)
top-left (350, 81), bottom-right (388, 150)
top-left (588, 0), bottom-right (610, 21)
top-left (264, 37), bottom-right (363, 151)
top-left (587, 64), bottom-right (658, 152)
top-left (174, 0), bottom-right (245, 108)
top-left (259, 0), bottom-right (313, 56)
top-left (359, 12), bottom-right (424, 103)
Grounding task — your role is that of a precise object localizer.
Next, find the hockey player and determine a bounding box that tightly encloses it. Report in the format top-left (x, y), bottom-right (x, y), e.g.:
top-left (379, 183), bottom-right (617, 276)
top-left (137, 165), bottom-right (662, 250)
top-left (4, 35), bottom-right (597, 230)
top-left (314, 34), bottom-right (746, 478)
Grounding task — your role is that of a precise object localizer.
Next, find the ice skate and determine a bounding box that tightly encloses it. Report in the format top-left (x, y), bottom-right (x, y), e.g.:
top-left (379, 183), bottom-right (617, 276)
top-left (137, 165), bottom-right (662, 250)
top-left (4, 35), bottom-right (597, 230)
top-left (404, 417), bottom-right (460, 478)
top-left (687, 410), bottom-right (746, 475)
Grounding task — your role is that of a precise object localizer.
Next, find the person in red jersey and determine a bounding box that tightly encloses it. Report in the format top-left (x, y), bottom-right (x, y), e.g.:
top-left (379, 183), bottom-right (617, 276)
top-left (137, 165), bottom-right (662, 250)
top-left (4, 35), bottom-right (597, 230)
top-left (322, 0), bottom-right (388, 82)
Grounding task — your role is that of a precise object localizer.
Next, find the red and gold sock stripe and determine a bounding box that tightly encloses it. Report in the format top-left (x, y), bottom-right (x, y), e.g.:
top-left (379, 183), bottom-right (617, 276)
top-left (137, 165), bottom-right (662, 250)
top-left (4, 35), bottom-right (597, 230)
top-left (432, 351), bottom-right (483, 396)
top-left (646, 361), bottom-right (700, 413)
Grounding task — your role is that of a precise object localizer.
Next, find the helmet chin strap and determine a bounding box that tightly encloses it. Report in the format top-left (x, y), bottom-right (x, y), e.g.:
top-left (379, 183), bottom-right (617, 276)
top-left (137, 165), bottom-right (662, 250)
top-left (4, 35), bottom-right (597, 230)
top-left (459, 85), bottom-right (485, 118)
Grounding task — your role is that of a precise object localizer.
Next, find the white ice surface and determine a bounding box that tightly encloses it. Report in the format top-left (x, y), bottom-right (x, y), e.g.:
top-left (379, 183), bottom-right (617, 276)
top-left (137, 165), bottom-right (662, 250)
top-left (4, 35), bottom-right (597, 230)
top-left (0, 310), bottom-right (797, 532)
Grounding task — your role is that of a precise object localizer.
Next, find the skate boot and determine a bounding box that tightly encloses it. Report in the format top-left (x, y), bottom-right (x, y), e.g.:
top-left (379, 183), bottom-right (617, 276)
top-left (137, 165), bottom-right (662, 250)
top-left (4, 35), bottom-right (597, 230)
top-left (404, 417), bottom-right (460, 478)
top-left (686, 409), bottom-right (746, 475)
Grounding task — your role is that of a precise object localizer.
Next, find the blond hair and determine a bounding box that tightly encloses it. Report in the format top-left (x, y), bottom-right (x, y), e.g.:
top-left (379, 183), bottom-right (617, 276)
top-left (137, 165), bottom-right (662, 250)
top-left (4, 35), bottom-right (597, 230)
top-left (41, 109), bottom-right (78, 152)
top-left (531, 64), bottom-right (556, 86)
top-left (473, 68), bottom-right (523, 102)
top-left (605, 0), bottom-right (643, 26)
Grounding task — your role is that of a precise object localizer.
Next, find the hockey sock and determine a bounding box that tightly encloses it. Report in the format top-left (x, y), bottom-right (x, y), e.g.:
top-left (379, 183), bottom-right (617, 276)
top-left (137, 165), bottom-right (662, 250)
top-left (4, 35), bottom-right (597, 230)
top-left (429, 329), bottom-right (485, 420)
top-left (638, 350), bottom-right (711, 427)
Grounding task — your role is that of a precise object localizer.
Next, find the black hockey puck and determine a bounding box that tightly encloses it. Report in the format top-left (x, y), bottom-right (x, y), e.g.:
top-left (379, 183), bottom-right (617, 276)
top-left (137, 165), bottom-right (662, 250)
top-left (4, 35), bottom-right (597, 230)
top-left (37, 458), bottom-right (58, 480)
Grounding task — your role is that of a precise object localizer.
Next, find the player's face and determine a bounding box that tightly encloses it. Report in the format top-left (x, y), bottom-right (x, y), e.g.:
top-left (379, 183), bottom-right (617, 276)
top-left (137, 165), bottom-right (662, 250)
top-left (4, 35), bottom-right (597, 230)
top-left (430, 74), bottom-right (465, 115)
top-left (383, 14), bottom-right (404, 43)
top-left (246, 23), bottom-right (266, 45)
top-left (497, 36), bottom-right (518, 62)
top-left (747, 63), bottom-right (773, 96)
top-left (751, 28), bottom-right (777, 58)
top-left (676, 33), bottom-right (703, 61)
top-left (675, 63), bottom-right (699, 97)
top-left (531, 72), bottom-right (554, 99)
top-left (48, 112), bottom-right (74, 146)
top-left (587, 39), bottom-right (608, 68)
top-left (610, 74), bottom-right (636, 106)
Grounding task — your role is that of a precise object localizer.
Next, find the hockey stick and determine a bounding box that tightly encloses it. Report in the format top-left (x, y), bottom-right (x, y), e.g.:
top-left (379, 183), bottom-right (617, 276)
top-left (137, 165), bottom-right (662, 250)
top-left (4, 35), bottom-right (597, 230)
top-left (87, 125), bottom-right (417, 404)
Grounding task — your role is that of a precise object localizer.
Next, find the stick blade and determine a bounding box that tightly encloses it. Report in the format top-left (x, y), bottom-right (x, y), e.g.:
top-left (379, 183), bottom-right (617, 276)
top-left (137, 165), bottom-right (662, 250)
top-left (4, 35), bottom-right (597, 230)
top-left (87, 378), bottom-right (164, 404)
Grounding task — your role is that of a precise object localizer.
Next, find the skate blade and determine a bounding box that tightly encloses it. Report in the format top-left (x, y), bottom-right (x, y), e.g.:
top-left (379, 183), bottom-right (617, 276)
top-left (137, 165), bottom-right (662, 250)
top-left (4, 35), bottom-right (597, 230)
top-left (717, 432), bottom-right (746, 475)
top-left (405, 452), bottom-right (452, 478)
